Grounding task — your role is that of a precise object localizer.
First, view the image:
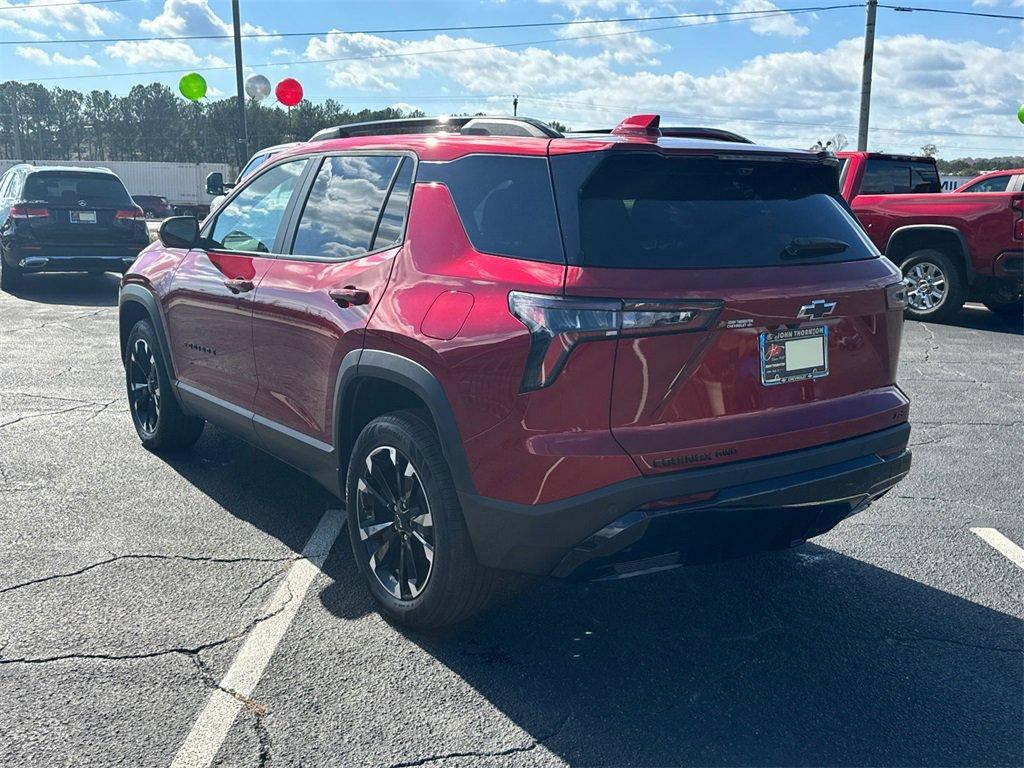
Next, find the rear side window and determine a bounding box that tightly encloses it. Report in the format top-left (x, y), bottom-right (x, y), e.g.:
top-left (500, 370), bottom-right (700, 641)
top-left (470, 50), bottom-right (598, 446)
top-left (962, 175), bottom-right (1011, 193)
top-left (291, 155), bottom-right (402, 259)
top-left (420, 155), bottom-right (563, 263)
top-left (551, 152), bottom-right (875, 269)
top-left (371, 158), bottom-right (414, 250)
top-left (24, 172), bottom-right (132, 206)
top-left (860, 159), bottom-right (940, 194)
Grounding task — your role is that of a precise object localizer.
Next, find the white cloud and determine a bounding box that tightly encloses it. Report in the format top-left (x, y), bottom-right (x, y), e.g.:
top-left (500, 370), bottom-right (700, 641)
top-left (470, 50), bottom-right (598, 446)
top-left (105, 39), bottom-right (229, 68)
top-left (731, 0), bottom-right (811, 38)
top-left (0, 0), bottom-right (119, 36)
top-left (138, 0), bottom-right (277, 41)
top-left (554, 18), bottom-right (669, 64)
top-left (15, 45), bottom-right (98, 67)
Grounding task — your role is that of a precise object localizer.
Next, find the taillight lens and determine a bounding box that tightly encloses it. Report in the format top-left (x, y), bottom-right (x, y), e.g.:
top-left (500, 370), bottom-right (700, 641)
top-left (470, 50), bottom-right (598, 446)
top-left (10, 206), bottom-right (49, 219)
top-left (116, 207), bottom-right (144, 220)
top-left (885, 280), bottom-right (908, 311)
top-left (508, 291), bottom-right (722, 391)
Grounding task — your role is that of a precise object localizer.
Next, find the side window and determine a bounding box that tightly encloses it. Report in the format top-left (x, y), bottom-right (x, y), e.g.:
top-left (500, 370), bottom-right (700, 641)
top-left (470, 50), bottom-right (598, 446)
top-left (418, 155), bottom-right (563, 263)
top-left (0, 172), bottom-right (11, 199)
top-left (964, 175), bottom-right (1010, 193)
top-left (372, 158), bottom-right (414, 250)
top-left (291, 155), bottom-right (401, 259)
top-left (209, 159), bottom-right (306, 253)
top-left (238, 153), bottom-right (269, 181)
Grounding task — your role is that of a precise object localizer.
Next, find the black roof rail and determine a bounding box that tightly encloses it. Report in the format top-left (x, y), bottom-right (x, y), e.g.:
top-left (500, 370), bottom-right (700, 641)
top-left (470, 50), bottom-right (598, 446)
top-left (309, 115), bottom-right (563, 142)
top-left (572, 126), bottom-right (754, 144)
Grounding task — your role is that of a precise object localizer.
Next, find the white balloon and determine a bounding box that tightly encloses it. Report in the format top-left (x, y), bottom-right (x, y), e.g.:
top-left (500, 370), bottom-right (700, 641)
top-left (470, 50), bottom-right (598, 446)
top-left (245, 73), bottom-right (271, 101)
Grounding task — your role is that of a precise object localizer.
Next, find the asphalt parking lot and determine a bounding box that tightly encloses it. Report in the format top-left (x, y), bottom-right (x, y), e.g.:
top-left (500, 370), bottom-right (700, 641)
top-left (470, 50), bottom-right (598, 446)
top-left (1, 273), bottom-right (1021, 768)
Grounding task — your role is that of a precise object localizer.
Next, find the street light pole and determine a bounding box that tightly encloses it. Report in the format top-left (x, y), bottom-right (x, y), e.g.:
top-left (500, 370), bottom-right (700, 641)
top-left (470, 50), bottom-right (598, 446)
top-left (857, 0), bottom-right (878, 152)
top-left (231, 0), bottom-right (248, 171)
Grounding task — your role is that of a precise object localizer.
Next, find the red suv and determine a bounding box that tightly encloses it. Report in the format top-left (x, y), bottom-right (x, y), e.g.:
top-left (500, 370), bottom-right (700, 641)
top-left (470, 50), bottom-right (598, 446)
top-left (119, 114), bottom-right (912, 627)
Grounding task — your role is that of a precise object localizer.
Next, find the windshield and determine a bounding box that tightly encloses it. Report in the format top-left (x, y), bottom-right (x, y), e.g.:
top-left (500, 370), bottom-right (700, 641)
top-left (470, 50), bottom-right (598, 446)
top-left (551, 153), bottom-right (875, 269)
top-left (24, 172), bottom-right (132, 207)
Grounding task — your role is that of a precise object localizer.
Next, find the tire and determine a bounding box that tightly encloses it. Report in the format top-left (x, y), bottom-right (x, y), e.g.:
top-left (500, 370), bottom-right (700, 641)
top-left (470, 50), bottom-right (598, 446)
top-left (124, 319), bottom-right (204, 452)
top-left (901, 249), bottom-right (966, 322)
top-left (0, 255), bottom-right (22, 292)
top-left (981, 284), bottom-right (1023, 320)
top-left (346, 410), bottom-right (497, 629)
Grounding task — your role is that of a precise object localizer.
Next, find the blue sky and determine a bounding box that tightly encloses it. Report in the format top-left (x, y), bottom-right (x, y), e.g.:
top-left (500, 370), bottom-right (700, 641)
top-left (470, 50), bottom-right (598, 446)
top-left (2, 0), bottom-right (1022, 157)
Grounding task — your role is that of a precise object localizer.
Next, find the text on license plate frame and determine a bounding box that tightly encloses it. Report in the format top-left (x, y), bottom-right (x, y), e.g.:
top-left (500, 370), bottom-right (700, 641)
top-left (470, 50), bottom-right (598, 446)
top-left (70, 210), bottom-right (97, 224)
top-left (759, 326), bottom-right (829, 386)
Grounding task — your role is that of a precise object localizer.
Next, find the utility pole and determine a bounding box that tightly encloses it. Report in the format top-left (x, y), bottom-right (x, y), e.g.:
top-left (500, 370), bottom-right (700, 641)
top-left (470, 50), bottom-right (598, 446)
top-left (11, 98), bottom-right (24, 162)
top-left (857, 0), bottom-right (878, 152)
top-left (512, 95), bottom-right (518, 117)
top-left (231, 0), bottom-right (248, 170)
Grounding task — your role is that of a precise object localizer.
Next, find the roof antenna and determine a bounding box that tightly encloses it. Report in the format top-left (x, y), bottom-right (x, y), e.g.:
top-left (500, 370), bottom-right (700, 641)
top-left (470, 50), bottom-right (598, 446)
top-left (512, 94), bottom-right (519, 117)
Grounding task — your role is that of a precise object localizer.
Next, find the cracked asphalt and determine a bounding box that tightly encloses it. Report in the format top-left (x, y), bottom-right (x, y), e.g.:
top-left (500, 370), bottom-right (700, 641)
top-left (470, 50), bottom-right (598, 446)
top-left (1, 272), bottom-right (1021, 767)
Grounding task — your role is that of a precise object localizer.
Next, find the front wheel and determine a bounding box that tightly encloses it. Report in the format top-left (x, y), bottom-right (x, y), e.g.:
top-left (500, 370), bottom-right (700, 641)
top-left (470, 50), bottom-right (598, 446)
top-left (346, 410), bottom-right (497, 629)
top-left (901, 249), bottom-right (966, 322)
top-left (125, 320), bottom-right (204, 452)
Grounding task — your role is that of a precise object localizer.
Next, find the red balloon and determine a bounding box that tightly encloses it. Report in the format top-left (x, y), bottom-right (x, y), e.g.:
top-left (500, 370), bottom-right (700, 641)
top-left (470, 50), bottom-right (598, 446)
top-left (275, 77), bottom-right (303, 107)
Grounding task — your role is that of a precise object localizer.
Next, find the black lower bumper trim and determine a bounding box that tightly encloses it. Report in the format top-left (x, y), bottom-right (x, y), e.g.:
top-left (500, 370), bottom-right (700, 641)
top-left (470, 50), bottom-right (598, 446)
top-left (459, 424), bottom-right (911, 576)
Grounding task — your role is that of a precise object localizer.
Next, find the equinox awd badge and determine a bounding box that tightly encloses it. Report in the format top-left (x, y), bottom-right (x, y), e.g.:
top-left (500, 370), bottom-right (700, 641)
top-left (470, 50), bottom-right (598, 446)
top-left (797, 299), bottom-right (837, 320)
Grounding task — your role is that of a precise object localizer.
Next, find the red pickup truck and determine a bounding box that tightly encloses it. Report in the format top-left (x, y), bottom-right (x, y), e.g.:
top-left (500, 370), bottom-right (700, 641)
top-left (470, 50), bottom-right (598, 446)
top-left (837, 152), bottom-right (1023, 320)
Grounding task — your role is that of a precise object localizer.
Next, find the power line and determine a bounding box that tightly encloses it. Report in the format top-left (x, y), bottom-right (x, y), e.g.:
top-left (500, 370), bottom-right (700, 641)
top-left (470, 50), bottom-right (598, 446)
top-left (20, 7), bottom-right (846, 82)
top-left (0, 0), bottom-right (134, 9)
top-left (881, 4), bottom-right (1024, 21)
top-left (0, 3), bottom-right (861, 45)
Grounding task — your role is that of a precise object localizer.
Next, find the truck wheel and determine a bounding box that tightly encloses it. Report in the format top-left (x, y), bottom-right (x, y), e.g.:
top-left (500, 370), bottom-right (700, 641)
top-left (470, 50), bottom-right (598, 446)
top-left (982, 283), bottom-right (1023, 320)
top-left (346, 410), bottom-right (497, 629)
top-left (0, 255), bottom-right (22, 292)
top-left (901, 249), bottom-right (966, 322)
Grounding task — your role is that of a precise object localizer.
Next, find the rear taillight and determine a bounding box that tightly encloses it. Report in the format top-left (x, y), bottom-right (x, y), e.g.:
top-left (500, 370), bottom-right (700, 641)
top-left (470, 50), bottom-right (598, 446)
top-left (1013, 196), bottom-right (1023, 240)
top-left (10, 206), bottom-right (49, 219)
top-left (885, 280), bottom-right (908, 311)
top-left (508, 291), bottom-right (722, 391)
top-left (116, 207), bottom-right (144, 220)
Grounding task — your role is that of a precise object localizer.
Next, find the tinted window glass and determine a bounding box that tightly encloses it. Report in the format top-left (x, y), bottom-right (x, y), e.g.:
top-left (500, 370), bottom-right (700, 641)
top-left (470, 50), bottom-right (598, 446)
top-left (372, 158), bottom-right (414, 250)
top-left (962, 175), bottom-right (1010, 193)
top-left (238, 153), bottom-right (269, 181)
top-left (860, 159), bottom-right (940, 194)
top-left (292, 155), bottom-right (400, 259)
top-left (420, 155), bottom-right (563, 263)
top-left (210, 159), bottom-right (306, 253)
top-left (24, 172), bottom-right (132, 206)
top-left (551, 152), bottom-right (873, 269)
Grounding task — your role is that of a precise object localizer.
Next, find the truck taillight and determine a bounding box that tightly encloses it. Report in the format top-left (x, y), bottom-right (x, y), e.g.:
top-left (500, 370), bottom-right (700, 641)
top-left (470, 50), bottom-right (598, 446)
top-left (508, 291), bottom-right (722, 391)
top-left (1013, 196), bottom-right (1024, 240)
top-left (116, 208), bottom-right (144, 220)
top-left (10, 206), bottom-right (49, 219)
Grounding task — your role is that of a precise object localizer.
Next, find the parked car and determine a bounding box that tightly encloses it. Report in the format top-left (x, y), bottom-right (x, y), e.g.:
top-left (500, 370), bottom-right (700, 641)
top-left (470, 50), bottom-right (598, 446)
top-left (132, 194), bottom-right (173, 219)
top-left (837, 152), bottom-right (1023, 320)
top-left (120, 114), bottom-right (912, 627)
top-left (206, 142), bottom-right (300, 213)
top-left (1, 164), bottom-right (149, 290)
top-left (954, 168), bottom-right (1024, 194)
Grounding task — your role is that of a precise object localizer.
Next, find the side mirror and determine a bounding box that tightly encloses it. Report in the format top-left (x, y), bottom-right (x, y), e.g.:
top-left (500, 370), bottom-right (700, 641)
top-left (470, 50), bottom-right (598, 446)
top-left (158, 216), bottom-right (200, 249)
top-left (205, 171), bottom-right (234, 196)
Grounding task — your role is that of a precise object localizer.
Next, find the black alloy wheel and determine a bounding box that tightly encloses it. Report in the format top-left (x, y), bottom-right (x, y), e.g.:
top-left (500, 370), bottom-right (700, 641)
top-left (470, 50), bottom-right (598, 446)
top-left (127, 337), bottom-right (161, 436)
top-left (355, 445), bottom-right (435, 601)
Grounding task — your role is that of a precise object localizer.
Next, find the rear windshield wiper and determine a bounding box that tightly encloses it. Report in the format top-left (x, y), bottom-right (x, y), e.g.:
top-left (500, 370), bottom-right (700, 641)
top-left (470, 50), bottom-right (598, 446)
top-left (780, 237), bottom-right (849, 259)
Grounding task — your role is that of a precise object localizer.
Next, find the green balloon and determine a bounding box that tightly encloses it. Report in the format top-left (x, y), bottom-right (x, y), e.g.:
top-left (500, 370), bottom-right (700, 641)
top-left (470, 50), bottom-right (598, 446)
top-left (1018, 104), bottom-right (1024, 125)
top-left (179, 72), bottom-right (207, 101)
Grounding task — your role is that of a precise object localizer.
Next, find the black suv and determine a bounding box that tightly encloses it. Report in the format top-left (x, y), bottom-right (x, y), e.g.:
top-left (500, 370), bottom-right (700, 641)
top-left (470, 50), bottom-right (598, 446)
top-left (0, 165), bottom-right (149, 290)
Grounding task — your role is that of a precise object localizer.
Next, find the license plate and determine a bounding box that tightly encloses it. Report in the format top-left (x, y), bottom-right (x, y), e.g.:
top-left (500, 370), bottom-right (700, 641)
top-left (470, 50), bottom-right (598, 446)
top-left (70, 210), bottom-right (96, 223)
top-left (760, 326), bottom-right (828, 386)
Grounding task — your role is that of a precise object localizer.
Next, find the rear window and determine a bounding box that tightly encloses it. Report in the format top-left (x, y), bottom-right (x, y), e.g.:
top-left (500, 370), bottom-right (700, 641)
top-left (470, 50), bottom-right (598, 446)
top-left (860, 158), bottom-right (940, 194)
top-left (24, 172), bottom-right (132, 207)
top-left (418, 155), bottom-right (563, 263)
top-left (551, 152), bottom-right (875, 269)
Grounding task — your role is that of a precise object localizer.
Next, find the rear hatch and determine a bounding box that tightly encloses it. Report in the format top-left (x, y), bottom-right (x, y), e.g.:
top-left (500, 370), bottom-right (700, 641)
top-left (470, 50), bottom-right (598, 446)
top-left (19, 171), bottom-right (144, 248)
top-left (550, 147), bottom-right (909, 475)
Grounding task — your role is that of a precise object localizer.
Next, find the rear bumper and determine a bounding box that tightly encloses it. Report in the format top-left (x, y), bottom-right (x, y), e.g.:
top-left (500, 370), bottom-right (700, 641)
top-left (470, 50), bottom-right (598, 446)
top-left (459, 423), bottom-right (911, 577)
top-left (992, 251), bottom-right (1023, 279)
top-left (8, 252), bottom-right (140, 273)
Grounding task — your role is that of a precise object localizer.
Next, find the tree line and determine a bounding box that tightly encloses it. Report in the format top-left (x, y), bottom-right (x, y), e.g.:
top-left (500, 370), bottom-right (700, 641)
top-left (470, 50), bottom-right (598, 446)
top-left (0, 81), bottom-right (425, 170)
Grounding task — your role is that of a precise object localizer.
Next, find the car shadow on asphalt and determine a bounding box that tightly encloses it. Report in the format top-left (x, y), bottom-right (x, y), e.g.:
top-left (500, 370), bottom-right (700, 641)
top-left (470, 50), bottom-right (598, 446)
top-left (933, 305), bottom-right (1023, 335)
top-left (4, 272), bottom-right (121, 307)
top-left (160, 415), bottom-right (1022, 767)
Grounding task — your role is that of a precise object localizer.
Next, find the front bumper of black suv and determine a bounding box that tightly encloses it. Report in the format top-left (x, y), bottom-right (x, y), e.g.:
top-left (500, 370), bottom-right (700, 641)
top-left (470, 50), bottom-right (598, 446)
top-left (459, 423), bottom-right (911, 578)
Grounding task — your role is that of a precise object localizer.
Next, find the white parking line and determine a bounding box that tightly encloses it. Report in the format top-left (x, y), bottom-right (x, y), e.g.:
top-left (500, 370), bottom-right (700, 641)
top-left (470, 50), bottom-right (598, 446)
top-left (170, 508), bottom-right (347, 768)
top-left (970, 527), bottom-right (1024, 570)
